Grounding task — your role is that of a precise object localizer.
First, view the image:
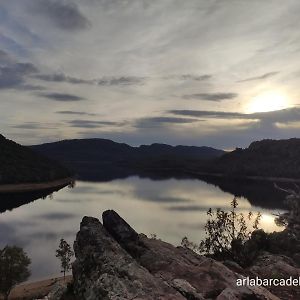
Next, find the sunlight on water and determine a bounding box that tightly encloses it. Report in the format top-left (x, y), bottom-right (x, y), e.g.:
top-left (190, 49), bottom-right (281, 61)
top-left (0, 177), bottom-right (285, 281)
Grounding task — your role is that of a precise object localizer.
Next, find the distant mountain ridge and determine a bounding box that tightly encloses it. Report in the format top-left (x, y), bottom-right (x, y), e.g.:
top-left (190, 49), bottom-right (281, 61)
top-left (31, 137), bottom-right (300, 181)
top-left (31, 138), bottom-right (224, 159)
top-left (30, 138), bottom-right (225, 180)
top-left (0, 134), bottom-right (72, 184)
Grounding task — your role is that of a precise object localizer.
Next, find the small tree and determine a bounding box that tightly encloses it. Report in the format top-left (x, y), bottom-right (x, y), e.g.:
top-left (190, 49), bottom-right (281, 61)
top-left (0, 246), bottom-right (31, 300)
top-left (56, 239), bottom-right (74, 280)
top-left (182, 197), bottom-right (262, 267)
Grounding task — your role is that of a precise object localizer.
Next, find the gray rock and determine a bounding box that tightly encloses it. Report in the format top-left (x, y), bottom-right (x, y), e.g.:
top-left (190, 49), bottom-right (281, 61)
top-left (171, 279), bottom-right (205, 300)
top-left (72, 216), bottom-right (184, 300)
top-left (47, 283), bottom-right (67, 300)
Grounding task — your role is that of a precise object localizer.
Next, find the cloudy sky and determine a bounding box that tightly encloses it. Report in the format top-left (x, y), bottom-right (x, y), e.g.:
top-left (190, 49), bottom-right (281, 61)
top-left (1, 0), bottom-right (300, 149)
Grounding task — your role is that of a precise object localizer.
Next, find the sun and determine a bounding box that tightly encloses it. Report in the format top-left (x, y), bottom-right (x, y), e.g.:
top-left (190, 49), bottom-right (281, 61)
top-left (246, 91), bottom-right (289, 113)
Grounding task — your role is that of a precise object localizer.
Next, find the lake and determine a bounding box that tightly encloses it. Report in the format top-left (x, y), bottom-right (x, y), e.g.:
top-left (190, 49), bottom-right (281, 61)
top-left (0, 176), bottom-right (286, 281)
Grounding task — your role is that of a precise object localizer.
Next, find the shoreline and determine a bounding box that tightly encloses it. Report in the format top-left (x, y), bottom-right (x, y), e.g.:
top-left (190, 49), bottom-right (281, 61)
top-left (184, 170), bottom-right (300, 183)
top-left (0, 177), bottom-right (74, 194)
top-left (9, 275), bottom-right (72, 300)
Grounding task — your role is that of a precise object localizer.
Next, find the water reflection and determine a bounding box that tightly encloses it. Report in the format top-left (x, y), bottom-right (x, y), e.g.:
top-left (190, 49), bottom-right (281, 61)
top-left (0, 184), bottom-right (68, 213)
top-left (0, 177), bottom-right (286, 281)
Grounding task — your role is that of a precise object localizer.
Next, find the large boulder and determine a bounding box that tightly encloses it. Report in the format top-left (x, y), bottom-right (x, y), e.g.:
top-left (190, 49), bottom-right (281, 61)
top-left (72, 216), bottom-right (184, 300)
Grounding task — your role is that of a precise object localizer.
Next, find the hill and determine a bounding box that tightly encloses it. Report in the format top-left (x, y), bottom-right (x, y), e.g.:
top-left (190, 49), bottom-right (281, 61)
top-left (30, 138), bottom-right (225, 180)
top-left (0, 134), bottom-right (72, 184)
top-left (209, 138), bottom-right (300, 179)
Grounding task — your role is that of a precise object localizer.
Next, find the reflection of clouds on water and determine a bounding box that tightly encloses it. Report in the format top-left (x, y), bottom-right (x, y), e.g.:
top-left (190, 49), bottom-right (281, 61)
top-left (0, 178), bottom-right (285, 281)
top-left (37, 212), bottom-right (76, 220)
top-left (28, 230), bottom-right (74, 240)
top-left (0, 222), bottom-right (29, 248)
top-left (168, 205), bottom-right (212, 211)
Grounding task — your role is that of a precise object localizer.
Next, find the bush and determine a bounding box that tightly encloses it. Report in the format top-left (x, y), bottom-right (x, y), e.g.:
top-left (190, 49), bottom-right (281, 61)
top-left (182, 197), bottom-right (263, 267)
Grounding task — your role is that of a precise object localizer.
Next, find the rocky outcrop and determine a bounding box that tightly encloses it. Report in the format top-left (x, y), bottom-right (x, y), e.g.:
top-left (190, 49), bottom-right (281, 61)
top-left (72, 210), bottom-right (280, 300)
top-left (249, 253), bottom-right (300, 300)
top-left (73, 216), bottom-right (184, 299)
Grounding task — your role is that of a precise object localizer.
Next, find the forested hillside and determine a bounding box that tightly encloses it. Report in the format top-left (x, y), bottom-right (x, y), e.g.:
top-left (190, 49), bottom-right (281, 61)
top-left (0, 134), bottom-right (72, 184)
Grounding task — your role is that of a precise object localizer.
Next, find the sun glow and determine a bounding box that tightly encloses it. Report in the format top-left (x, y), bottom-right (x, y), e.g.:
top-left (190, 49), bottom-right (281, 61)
top-left (246, 91), bottom-right (289, 113)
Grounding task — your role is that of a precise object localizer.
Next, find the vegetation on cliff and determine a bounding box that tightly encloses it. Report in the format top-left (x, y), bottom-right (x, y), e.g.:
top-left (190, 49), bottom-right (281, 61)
top-left (0, 134), bottom-right (72, 184)
top-left (209, 138), bottom-right (300, 178)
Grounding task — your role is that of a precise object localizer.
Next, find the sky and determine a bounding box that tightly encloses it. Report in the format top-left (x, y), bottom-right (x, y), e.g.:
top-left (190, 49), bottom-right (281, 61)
top-left (1, 0), bottom-right (300, 149)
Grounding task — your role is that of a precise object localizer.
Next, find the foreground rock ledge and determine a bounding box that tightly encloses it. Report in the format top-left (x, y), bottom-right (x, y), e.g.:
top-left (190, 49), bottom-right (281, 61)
top-left (72, 210), bottom-right (279, 300)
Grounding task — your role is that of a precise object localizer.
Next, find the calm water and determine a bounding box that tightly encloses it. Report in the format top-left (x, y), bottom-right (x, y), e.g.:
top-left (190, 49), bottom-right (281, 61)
top-left (0, 177), bottom-right (285, 281)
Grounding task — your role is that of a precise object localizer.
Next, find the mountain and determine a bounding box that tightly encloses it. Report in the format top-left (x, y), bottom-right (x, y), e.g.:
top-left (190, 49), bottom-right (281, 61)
top-left (209, 138), bottom-right (300, 179)
top-left (30, 138), bottom-right (225, 181)
top-left (29, 138), bottom-right (300, 182)
top-left (0, 134), bottom-right (72, 184)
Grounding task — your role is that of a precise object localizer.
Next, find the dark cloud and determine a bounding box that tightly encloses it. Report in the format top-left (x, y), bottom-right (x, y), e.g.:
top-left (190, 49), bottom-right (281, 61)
top-left (36, 73), bottom-right (145, 86)
top-left (180, 74), bottom-right (211, 81)
top-left (30, 0), bottom-right (91, 31)
top-left (238, 71), bottom-right (279, 83)
top-left (0, 49), bottom-right (38, 89)
top-left (169, 110), bottom-right (246, 119)
top-left (56, 110), bottom-right (98, 116)
top-left (0, 49), bottom-right (14, 64)
top-left (169, 107), bottom-right (300, 124)
top-left (35, 73), bottom-right (91, 84)
top-left (42, 93), bottom-right (85, 101)
top-left (135, 116), bottom-right (201, 128)
top-left (96, 76), bottom-right (146, 86)
top-left (183, 92), bottom-right (238, 101)
top-left (35, 73), bottom-right (210, 87)
top-left (164, 74), bottom-right (212, 81)
top-left (68, 119), bottom-right (122, 128)
top-left (11, 122), bottom-right (58, 130)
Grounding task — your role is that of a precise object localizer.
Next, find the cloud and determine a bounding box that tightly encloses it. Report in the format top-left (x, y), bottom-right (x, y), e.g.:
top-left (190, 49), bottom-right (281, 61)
top-left (0, 49), bottom-right (39, 89)
top-left (68, 119), bottom-right (123, 128)
top-left (35, 73), bottom-right (146, 86)
top-left (41, 93), bottom-right (85, 101)
top-left (169, 107), bottom-right (300, 124)
top-left (135, 116), bottom-right (201, 128)
top-left (35, 73), bottom-right (211, 87)
top-left (238, 71), bottom-right (279, 82)
top-left (164, 74), bottom-right (212, 81)
top-left (97, 76), bottom-right (146, 86)
top-left (0, 49), bottom-right (14, 64)
top-left (11, 122), bottom-right (59, 129)
top-left (35, 73), bottom-right (91, 84)
top-left (169, 110), bottom-right (246, 119)
top-left (30, 0), bottom-right (91, 31)
top-left (180, 74), bottom-right (212, 81)
top-left (183, 92), bottom-right (238, 101)
top-left (56, 110), bottom-right (98, 116)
